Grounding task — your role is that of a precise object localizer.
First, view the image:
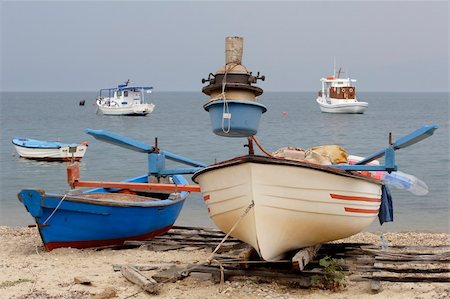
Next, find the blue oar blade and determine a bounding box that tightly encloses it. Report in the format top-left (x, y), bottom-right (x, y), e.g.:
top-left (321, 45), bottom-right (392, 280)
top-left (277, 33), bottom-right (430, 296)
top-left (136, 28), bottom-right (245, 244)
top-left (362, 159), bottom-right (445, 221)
top-left (86, 129), bottom-right (154, 153)
top-left (355, 124), bottom-right (439, 165)
top-left (393, 125), bottom-right (439, 150)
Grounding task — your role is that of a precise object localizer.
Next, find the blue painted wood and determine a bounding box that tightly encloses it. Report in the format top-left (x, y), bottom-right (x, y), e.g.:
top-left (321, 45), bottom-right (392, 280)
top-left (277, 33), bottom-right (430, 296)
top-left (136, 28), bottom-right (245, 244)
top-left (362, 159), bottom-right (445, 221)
top-left (18, 174), bottom-right (189, 250)
top-left (86, 129), bottom-right (154, 153)
top-left (86, 129), bottom-right (206, 174)
top-left (12, 138), bottom-right (78, 149)
top-left (334, 125), bottom-right (438, 172)
top-left (355, 125), bottom-right (438, 166)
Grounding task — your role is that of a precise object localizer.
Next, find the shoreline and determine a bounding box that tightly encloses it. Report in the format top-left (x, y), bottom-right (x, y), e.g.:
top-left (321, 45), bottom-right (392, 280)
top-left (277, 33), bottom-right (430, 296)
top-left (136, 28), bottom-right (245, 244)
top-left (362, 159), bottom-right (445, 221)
top-left (1, 226), bottom-right (449, 299)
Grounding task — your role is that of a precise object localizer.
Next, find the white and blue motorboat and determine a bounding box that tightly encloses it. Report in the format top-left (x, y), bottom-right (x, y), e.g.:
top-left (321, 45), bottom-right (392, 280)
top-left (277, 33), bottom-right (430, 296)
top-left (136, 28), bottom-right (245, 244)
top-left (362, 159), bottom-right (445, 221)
top-left (96, 80), bottom-right (155, 116)
top-left (12, 138), bottom-right (88, 161)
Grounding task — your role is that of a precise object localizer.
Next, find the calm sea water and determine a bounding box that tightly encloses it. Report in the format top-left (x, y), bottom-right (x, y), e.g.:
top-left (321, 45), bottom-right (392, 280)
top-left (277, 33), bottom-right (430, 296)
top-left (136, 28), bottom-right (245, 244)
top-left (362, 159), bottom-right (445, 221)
top-left (0, 92), bottom-right (448, 232)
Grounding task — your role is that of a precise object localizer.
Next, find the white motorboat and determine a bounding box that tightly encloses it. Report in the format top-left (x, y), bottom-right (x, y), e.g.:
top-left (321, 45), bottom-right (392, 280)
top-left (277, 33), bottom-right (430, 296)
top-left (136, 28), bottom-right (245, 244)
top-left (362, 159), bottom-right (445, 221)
top-left (193, 155), bottom-right (382, 261)
top-left (12, 138), bottom-right (88, 161)
top-left (96, 80), bottom-right (155, 116)
top-left (316, 69), bottom-right (368, 114)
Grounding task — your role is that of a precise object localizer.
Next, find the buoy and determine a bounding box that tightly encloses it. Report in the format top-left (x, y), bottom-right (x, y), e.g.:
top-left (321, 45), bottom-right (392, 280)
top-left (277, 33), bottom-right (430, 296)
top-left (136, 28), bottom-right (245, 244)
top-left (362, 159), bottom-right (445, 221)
top-left (282, 112), bottom-right (288, 116)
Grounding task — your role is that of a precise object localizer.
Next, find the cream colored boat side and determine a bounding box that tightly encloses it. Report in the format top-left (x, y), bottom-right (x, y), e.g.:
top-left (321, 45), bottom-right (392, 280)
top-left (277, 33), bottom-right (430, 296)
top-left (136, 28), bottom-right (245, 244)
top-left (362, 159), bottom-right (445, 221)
top-left (193, 156), bottom-right (382, 261)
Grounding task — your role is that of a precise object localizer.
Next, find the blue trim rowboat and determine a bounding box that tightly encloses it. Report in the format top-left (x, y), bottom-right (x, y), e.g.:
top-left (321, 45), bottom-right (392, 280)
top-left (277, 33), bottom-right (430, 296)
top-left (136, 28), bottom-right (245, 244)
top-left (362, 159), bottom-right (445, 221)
top-left (18, 175), bottom-right (189, 251)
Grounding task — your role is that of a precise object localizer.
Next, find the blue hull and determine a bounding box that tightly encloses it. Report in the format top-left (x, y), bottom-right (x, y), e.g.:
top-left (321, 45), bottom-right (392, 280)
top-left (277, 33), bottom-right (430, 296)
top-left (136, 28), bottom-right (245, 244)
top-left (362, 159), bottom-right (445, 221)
top-left (18, 175), bottom-right (188, 250)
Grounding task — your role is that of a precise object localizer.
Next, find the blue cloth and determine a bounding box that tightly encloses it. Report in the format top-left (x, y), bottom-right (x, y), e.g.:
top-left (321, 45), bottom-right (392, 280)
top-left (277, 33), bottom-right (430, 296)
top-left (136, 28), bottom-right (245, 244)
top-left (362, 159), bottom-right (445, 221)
top-left (378, 184), bottom-right (394, 225)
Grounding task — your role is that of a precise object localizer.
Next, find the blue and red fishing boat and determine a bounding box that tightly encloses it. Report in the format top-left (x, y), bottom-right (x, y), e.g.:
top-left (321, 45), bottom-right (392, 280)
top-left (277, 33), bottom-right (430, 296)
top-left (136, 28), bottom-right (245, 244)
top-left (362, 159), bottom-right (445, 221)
top-left (18, 129), bottom-right (205, 251)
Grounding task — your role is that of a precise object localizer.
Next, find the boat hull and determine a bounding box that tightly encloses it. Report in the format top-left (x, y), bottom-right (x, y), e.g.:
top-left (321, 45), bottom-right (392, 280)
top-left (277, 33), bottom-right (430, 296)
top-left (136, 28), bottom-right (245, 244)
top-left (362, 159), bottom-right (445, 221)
top-left (18, 175), bottom-right (188, 250)
top-left (96, 103), bottom-right (155, 116)
top-left (13, 144), bottom-right (87, 161)
top-left (193, 156), bottom-right (382, 261)
top-left (316, 97), bottom-right (368, 114)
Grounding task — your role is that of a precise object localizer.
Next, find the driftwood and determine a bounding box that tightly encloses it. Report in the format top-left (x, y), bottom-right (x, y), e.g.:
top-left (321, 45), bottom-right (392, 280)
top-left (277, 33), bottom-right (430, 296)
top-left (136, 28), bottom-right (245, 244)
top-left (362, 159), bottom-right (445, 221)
top-left (113, 263), bottom-right (175, 272)
top-left (120, 265), bottom-right (160, 294)
top-left (292, 245), bottom-right (321, 271)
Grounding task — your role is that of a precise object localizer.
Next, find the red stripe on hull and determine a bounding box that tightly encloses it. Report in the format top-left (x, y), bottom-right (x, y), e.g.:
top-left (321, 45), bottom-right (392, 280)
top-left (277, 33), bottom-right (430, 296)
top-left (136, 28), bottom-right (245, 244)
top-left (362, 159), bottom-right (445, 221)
top-left (43, 225), bottom-right (172, 251)
top-left (344, 207), bottom-right (379, 214)
top-left (331, 193), bottom-right (381, 202)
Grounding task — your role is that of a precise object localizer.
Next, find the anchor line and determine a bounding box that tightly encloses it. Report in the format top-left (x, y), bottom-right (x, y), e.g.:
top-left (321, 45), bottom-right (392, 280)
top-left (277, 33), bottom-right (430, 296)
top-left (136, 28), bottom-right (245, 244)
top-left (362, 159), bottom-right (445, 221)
top-left (251, 135), bottom-right (276, 158)
top-left (207, 200), bottom-right (255, 264)
top-left (42, 194), bottom-right (67, 225)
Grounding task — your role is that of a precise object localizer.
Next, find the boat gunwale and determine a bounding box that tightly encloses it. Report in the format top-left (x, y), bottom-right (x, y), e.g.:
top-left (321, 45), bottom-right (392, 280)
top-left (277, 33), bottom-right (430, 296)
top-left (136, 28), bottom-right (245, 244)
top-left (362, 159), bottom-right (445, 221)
top-left (40, 191), bottom-right (187, 208)
top-left (12, 139), bottom-right (83, 149)
top-left (192, 155), bottom-right (382, 185)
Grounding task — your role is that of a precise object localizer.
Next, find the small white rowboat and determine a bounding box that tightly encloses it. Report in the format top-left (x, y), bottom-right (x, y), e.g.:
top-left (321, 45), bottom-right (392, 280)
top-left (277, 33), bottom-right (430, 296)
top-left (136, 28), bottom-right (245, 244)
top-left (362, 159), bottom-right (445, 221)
top-left (12, 138), bottom-right (88, 161)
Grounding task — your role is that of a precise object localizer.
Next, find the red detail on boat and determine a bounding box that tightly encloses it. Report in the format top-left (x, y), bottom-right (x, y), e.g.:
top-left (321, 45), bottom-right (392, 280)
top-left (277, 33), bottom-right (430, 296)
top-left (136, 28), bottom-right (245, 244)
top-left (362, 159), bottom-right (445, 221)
top-left (203, 195), bottom-right (210, 201)
top-left (330, 193), bottom-right (381, 202)
top-left (43, 225), bottom-right (172, 251)
top-left (344, 207), bottom-right (379, 214)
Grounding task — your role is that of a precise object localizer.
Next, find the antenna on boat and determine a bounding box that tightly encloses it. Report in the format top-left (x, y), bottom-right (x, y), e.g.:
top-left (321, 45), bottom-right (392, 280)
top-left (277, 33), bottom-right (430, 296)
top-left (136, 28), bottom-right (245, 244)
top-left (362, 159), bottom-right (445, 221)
top-left (333, 57), bottom-right (336, 77)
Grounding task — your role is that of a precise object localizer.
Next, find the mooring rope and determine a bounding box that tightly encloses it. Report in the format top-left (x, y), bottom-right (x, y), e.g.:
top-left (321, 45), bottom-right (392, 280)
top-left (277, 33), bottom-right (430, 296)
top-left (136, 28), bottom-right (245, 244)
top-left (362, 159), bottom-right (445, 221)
top-left (207, 200), bottom-right (255, 264)
top-left (251, 136), bottom-right (276, 158)
top-left (221, 63), bottom-right (239, 134)
top-left (42, 194), bottom-right (67, 225)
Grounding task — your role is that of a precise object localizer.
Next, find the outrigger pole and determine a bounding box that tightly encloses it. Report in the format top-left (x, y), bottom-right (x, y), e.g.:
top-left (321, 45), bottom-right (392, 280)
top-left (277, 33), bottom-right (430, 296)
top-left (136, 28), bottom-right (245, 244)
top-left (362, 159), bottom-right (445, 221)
top-left (333, 125), bottom-right (438, 172)
top-left (66, 129), bottom-right (206, 193)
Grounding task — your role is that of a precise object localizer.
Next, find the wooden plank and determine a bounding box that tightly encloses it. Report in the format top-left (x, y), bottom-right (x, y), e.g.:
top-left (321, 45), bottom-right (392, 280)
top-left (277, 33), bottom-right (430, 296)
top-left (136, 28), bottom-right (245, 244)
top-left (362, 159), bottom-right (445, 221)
top-left (73, 180), bottom-right (201, 193)
top-left (356, 265), bottom-right (450, 274)
top-left (292, 245), bottom-right (321, 271)
top-left (121, 265), bottom-right (160, 294)
top-left (113, 263), bottom-right (175, 272)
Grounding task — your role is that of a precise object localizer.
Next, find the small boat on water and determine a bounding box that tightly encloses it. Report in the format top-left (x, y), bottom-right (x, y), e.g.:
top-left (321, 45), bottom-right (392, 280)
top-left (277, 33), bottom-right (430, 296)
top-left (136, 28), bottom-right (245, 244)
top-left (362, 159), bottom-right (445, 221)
top-left (18, 129), bottom-right (205, 251)
top-left (12, 138), bottom-right (88, 161)
top-left (316, 68), bottom-right (368, 114)
top-left (96, 80), bottom-right (155, 116)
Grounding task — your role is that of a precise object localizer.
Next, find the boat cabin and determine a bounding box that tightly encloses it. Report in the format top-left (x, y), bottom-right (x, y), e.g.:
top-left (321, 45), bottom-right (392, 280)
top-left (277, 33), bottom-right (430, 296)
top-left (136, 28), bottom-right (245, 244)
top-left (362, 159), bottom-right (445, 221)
top-left (319, 77), bottom-right (356, 100)
top-left (99, 84), bottom-right (153, 106)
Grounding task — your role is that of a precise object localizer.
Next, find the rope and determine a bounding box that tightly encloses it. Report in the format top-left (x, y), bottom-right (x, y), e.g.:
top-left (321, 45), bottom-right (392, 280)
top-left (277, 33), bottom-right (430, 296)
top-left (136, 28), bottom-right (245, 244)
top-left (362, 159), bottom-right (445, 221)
top-left (207, 200), bottom-right (255, 264)
top-left (220, 63), bottom-right (239, 134)
top-left (251, 136), bottom-right (276, 158)
top-left (42, 194), bottom-right (67, 225)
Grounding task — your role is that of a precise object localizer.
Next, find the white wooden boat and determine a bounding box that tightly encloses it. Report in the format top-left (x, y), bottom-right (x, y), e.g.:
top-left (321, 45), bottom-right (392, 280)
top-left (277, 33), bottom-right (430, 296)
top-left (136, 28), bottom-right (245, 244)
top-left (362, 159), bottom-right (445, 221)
top-left (316, 69), bottom-right (368, 114)
top-left (96, 81), bottom-right (155, 116)
top-left (193, 155), bottom-right (382, 261)
top-left (12, 138), bottom-right (88, 161)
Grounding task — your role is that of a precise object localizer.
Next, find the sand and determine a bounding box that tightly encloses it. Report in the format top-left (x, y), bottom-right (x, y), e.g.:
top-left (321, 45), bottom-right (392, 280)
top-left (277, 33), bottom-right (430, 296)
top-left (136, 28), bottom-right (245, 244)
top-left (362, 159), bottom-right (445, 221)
top-left (0, 226), bottom-right (448, 299)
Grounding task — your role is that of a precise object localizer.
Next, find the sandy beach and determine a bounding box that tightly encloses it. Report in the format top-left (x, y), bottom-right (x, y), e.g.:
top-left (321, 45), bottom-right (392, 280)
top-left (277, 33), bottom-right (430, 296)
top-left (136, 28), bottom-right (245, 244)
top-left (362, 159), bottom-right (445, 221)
top-left (0, 226), bottom-right (449, 299)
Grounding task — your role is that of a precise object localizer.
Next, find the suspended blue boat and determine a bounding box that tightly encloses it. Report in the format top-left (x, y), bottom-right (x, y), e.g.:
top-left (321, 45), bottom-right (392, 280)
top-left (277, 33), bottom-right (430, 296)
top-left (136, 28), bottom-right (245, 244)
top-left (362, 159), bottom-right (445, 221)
top-left (18, 130), bottom-right (205, 251)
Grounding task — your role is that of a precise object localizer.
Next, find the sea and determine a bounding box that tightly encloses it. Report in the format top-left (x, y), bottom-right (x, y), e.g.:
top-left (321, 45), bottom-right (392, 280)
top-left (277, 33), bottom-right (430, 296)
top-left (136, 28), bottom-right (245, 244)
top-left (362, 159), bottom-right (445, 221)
top-left (0, 92), bottom-right (448, 233)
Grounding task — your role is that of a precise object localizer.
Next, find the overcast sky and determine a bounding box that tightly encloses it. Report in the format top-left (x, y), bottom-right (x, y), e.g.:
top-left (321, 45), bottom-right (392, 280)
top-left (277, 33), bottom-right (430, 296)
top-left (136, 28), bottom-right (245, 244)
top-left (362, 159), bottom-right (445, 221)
top-left (1, 1), bottom-right (448, 92)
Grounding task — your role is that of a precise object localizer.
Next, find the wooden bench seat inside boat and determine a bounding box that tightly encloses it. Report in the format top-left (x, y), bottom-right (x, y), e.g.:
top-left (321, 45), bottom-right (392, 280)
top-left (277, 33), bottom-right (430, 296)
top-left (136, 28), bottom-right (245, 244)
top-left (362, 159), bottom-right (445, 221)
top-left (80, 193), bottom-right (160, 202)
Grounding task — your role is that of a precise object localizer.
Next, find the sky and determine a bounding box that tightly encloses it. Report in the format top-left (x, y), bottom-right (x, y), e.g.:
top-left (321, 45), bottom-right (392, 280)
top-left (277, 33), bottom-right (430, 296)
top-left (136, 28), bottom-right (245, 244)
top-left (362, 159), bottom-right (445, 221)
top-left (0, 1), bottom-right (448, 92)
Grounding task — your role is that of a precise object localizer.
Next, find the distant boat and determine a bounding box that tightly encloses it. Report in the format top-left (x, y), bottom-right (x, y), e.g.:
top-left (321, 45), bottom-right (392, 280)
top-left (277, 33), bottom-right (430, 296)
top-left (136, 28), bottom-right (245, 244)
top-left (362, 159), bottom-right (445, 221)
top-left (12, 138), bottom-right (88, 161)
top-left (96, 80), bottom-right (155, 116)
top-left (316, 68), bottom-right (368, 114)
